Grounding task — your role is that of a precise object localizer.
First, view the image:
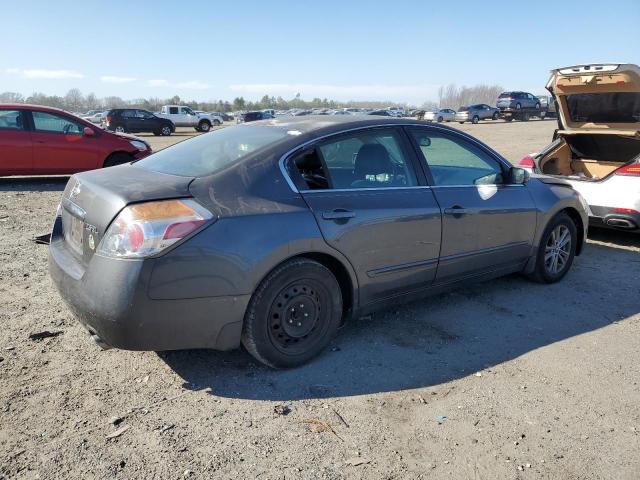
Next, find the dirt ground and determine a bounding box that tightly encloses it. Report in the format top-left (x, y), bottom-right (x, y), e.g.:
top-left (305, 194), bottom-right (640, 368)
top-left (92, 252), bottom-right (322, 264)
top-left (1, 119), bottom-right (639, 479)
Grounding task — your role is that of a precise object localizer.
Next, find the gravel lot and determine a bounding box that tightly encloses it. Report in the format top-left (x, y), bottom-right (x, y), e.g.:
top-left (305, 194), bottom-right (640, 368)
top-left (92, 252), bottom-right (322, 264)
top-left (1, 119), bottom-right (639, 479)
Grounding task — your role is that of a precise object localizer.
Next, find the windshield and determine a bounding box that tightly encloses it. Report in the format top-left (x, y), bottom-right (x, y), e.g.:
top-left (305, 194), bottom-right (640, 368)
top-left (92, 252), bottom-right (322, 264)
top-left (135, 125), bottom-right (289, 177)
top-left (566, 93), bottom-right (640, 123)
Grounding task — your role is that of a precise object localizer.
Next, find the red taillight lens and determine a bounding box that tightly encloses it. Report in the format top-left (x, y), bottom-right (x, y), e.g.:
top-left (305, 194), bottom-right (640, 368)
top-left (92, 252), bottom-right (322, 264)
top-left (614, 164), bottom-right (640, 176)
top-left (519, 155), bottom-right (535, 168)
top-left (613, 208), bottom-right (639, 214)
top-left (106, 115), bottom-right (112, 123)
top-left (97, 199), bottom-right (212, 258)
top-left (163, 220), bottom-right (206, 240)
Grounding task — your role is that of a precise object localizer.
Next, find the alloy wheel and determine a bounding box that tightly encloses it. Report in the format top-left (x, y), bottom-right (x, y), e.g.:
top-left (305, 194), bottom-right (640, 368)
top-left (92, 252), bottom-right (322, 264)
top-left (115, 126), bottom-right (125, 133)
top-left (161, 126), bottom-right (171, 136)
top-left (544, 225), bottom-right (571, 275)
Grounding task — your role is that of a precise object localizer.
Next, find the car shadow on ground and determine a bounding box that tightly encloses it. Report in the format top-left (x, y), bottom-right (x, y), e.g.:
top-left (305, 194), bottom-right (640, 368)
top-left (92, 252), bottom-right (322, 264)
top-left (161, 231), bottom-right (640, 401)
top-left (0, 177), bottom-right (68, 192)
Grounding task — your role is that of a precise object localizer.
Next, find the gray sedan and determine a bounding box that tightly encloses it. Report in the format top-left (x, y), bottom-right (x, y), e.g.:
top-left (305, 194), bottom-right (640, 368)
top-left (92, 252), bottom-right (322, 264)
top-left (455, 104), bottom-right (500, 124)
top-left (49, 116), bottom-right (587, 368)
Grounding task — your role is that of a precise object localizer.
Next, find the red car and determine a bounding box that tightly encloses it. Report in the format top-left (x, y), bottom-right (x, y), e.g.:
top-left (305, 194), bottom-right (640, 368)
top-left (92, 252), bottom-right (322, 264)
top-left (0, 104), bottom-right (152, 176)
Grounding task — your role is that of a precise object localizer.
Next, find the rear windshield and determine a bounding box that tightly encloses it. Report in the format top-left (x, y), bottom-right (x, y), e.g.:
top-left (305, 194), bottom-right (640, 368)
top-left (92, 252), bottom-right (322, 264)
top-left (566, 93), bottom-right (640, 123)
top-left (458, 106), bottom-right (468, 111)
top-left (498, 93), bottom-right (512, 98)
top-left (135, 125), bottom-right (289, 177)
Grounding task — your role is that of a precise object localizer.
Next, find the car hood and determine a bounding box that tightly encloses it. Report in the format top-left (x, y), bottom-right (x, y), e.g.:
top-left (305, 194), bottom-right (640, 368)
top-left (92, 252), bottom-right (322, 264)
top-left (547, 63), bottom-right (640, 134)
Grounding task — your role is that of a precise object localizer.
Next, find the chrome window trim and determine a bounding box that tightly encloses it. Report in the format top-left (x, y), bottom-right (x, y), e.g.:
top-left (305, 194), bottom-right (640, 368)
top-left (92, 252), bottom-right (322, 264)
top-left (277, 122), bottom-right (513, 194)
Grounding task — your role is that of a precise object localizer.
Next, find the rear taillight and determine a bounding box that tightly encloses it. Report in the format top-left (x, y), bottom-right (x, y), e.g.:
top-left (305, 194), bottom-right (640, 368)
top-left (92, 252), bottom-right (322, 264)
top-left (519, 155), bottom-right (535, 168)
top-left (614, 164), bottom-right (640, 176)
top-left (97, 199), bottom-right (213, 258)
top-left (613, 208), bottom-right (639, 214)
top-left (106, 115), bottom-right (112, 123)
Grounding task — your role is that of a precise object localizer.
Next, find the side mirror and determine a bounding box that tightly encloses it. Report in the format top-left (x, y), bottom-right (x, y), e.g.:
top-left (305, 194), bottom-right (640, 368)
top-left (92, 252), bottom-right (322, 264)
top-left (83, 127), bottom-right (95, 137)
top-left (509, 166), bottom-right (529, 184)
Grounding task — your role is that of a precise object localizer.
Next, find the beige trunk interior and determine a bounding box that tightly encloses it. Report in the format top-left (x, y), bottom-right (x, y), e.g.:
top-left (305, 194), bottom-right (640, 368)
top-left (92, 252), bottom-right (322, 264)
top-left (540, 134), bottom-right (640, 180)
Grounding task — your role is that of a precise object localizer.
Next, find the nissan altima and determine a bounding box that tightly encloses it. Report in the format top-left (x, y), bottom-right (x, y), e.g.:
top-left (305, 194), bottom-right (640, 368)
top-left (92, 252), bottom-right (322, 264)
top-left (49, 116), bottom-right (588, 368)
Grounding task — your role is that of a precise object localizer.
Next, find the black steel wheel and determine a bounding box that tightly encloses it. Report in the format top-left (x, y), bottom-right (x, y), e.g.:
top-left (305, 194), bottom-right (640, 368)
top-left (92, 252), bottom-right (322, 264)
top-left (242, 258), bottom-right (343, 368)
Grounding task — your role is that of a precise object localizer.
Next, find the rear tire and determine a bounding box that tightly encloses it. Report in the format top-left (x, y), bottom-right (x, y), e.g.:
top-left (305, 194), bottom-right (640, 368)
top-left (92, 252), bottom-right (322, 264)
top-left (472, 116), bottom-right (479, 124)
top-left (160, 125), bottom-right (172, 136)
top-left (197, 120), bottom-right (211, 132)
top-left (213, 119), bottom-right (221, 126)
top-left (459, 121), bottom-right (465, 124)
top-left (437, 116), bottom-right (443, 122)
top-left (241, 258), bottom-right (343, 368)
top-left (113, 125), bottom-right (126, 133)
top-left (528, 212), bottom-right (577, 283)
top-left (492, 111), bottom-right (499, 120)
top-left (103, 152), bottom-right (132, 168)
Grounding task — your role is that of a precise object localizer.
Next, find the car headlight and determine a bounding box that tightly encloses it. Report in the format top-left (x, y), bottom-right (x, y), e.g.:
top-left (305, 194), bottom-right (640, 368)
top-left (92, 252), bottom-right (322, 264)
top-left (97, 199), bottom-right (213, 258)
top-left (130, 140), bottom-right (149, 151)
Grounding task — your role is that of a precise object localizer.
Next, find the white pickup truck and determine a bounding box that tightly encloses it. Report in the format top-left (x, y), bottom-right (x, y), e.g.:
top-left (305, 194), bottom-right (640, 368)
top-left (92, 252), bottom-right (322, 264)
top-left (157, 105), bottom-right (223, 132)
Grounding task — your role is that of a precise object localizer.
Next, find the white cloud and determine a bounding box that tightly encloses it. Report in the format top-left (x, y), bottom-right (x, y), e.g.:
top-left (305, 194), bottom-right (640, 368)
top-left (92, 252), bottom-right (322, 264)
top-left (229, 83), bottom-right (441, 103)
top-left (6, 68), bottom-right (85, 79)
top-left (101, 75), bottom-right (136, 84)
top-left (147, 79), bottom-right (210, 90)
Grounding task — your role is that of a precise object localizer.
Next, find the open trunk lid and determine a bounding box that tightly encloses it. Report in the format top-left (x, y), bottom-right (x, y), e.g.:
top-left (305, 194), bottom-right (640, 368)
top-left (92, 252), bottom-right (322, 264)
top-left (58, 164), bottom-right (195, 264)
top-left (547, 63), bottom-right (640, 133)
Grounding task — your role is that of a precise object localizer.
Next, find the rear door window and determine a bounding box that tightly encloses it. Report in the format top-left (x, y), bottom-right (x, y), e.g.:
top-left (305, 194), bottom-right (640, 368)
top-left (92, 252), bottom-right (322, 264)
top-left (292, 128), bottom-right (418, 190)
top-left (0, 110), bottom-right (25, 130)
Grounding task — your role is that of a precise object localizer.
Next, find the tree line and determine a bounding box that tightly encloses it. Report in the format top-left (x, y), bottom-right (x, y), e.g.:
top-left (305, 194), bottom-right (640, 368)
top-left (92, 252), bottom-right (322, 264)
top-left (0, 84), bottom-right (505, 113)
top-left (0, 89), bottom-right (411, 113)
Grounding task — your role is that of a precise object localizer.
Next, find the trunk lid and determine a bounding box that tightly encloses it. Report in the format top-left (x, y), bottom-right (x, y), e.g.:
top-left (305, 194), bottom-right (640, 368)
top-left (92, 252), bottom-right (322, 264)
top-left (59, 164), bottom-right (194, 263)
top-left (547, 63), bottom-right (640, 133)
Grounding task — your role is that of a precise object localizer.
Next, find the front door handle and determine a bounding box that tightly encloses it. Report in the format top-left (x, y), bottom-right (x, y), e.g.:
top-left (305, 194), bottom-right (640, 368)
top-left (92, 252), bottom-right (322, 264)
top-left (444, 205), bottom-right (468, 217)
top-left (322, 209), bottom-right (356, 220)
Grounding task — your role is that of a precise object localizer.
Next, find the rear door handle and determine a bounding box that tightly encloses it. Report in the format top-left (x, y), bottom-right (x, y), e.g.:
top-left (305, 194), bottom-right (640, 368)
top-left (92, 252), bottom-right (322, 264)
top-left (444, 206), bottom-right (468, 217)
top-left (322, 209), bottom-right (356, 220)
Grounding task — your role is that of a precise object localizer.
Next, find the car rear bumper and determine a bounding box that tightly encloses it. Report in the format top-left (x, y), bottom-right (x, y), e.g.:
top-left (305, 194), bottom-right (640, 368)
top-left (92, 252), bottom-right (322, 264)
top-left (48, 234), bottom-right (250, 351)
top-left (588, 205), bottom-right (640, 232)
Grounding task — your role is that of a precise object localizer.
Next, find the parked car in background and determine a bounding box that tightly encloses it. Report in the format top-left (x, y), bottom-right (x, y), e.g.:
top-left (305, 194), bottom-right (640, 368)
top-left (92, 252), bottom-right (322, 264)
top-left (424, 108), bottom-right (456, 122)
top-left (157, 105), bottom-right (223, 132)
top-left (520, 63), bottom-right (640, 233)
top-left (0, 104), bottom-right (151, 175)
top-left (497, 91), bottom-right (541, 110)
top-left (455, 104), bottom-right (500, 124)
top-left (211, 111), bottom-right (234, 121)
top-left (368, 109), bottom-right (394, 116)
top-left (49, 116), bottom-right (587, 368)
top-left (84, 111), bottom-right (107, 124)
top-left (536, 95), bottom-right (557, 118)
top-left (240, 111), bottom-right (274, 122)
top-left (104, 109), bottom-right (175, 136)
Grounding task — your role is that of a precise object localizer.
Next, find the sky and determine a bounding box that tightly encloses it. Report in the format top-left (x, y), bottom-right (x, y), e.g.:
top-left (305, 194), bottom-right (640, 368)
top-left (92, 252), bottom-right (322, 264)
top-left (1, 0), bottom-right (638, 105)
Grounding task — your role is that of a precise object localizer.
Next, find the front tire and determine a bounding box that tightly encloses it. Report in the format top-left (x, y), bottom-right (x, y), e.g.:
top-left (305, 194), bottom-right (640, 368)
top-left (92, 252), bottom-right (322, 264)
top-left (160, 125), bottom-right (172, 136)
top-left (242, 258), bottom-right (343, 368)
top-left (103, 152), bottom-right (132, 168)
top-left (492, 111), bottom-right (499, 120)
top-left (529, 212), bottom-right (577, 283)
top-left (197, 121), bottom-right (211, 132)
top-left (472, 115), bottom-right (479, 124)
top-left (113, 125), bottom-right (126, 133)
top-left (437, 116), bottom-right (443, 122)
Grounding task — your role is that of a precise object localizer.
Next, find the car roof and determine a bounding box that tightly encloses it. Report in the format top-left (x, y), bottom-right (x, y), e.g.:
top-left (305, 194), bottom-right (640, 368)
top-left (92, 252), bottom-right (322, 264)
top-left (250, 114), bottom-right (466, 137)
top-left (0, 103), bottom-right (75, 114)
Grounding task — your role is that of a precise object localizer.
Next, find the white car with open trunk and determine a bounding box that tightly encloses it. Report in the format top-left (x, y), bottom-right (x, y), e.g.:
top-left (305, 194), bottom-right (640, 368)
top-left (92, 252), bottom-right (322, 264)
top-left (520, 63), bottom-right (640, 233)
